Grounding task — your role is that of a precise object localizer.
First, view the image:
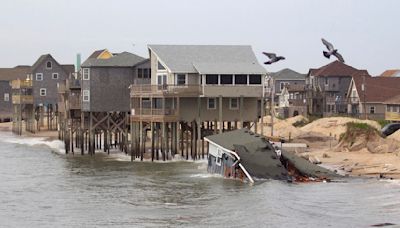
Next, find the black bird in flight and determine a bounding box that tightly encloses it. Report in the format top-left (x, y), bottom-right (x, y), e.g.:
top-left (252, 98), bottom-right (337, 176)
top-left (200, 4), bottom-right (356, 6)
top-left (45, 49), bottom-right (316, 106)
top-left (262, 52), bottom-right (285, 65)
top-left (321, 38), bottom-right (345, 62)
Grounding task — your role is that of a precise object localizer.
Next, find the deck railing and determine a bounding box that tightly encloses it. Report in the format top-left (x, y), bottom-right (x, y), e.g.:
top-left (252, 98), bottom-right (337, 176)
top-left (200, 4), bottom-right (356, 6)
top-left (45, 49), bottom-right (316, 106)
top-left (133, 108), bottom-right (177, 116)
top-left (11, 79), bottom-right (32, 89)
top-left (131, 84), bottom-right (202, 97)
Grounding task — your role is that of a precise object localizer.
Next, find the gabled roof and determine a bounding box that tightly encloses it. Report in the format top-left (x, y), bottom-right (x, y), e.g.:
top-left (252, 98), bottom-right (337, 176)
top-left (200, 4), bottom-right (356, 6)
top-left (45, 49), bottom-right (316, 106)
top-left (380, 69), bottom-right (400, 77)
top-left (82, 51), bottom-right (146, 67)
top-left (148, 44), bottom-right (267, 74)
top-left (309, 60), bottom-right (369, 77)
top-left (352, 76), bottom-right (400, 103)
top-left (270, 68), bottom-right (306, 80)
top-left (88, 49), bottom-right (107, 59)
top-left (0, 66), bottom-right (31, 81)
top-left (31, 54), bottom-right (73, 75)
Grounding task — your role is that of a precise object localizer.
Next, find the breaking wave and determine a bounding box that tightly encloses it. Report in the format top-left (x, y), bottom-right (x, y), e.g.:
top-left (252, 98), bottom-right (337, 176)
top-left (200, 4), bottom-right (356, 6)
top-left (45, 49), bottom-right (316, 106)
top-left (0, 131), bottom-right (65, 153)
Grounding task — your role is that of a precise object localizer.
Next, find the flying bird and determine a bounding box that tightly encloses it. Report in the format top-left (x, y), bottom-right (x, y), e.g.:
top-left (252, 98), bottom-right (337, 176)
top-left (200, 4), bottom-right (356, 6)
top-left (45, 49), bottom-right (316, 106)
top-left (321, 38), bottom-right (345, 62)
top-left (262, 52), bottom-right (285, 65)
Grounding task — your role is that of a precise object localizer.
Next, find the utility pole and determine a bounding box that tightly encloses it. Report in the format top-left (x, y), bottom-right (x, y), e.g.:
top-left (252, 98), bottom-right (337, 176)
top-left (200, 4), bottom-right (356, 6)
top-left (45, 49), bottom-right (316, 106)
top-left (270, 76), bottom-right (275, 136)
top-left (362, 76), bottom-right (367, 120)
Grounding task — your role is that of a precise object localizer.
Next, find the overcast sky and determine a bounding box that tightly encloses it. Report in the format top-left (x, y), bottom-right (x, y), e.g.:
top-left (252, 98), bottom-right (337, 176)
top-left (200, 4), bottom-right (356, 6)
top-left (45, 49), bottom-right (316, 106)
top-left (1, 0), bottom-right (399, 75)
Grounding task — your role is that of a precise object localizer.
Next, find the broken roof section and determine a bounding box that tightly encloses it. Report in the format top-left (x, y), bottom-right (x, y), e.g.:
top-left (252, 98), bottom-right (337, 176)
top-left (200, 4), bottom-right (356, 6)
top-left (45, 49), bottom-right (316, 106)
top-left (205, 129), bottom-right (339, 182)
top-left (148, 44), bottom-right (267, 74)
top-left (82, 49), bottom-right (146, 67)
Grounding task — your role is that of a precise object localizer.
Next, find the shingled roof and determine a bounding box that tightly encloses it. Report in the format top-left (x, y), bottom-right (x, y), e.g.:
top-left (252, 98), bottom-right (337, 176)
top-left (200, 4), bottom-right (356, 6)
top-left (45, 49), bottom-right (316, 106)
top-left (384, 94), bottom-right (400, 105)
top-left (31, 54), bottom-right (74, 75)
top-left (353, 76), bottom-right (400, 103)
top-left (82, 51), bottom-right (146, 67)
top-left (148, 44), bottom-right (267, 74)
top-left (309, 60), bottom-right (369, 77)
top-left (270, 68), bottom-right (306, 80)
top-left (0, 66), bottom-right (31, 81)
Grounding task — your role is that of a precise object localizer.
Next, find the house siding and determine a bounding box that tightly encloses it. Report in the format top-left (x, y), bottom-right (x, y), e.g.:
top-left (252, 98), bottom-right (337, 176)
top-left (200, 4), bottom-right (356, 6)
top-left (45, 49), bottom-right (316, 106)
top-left (32, 56), bottom-right (70, 106)
top-left (0, 81), bottom-right (12, 120)
top-left (179, 97), bottom-right (258, 122)
top-left (82, 67), bottom-right (134, 112)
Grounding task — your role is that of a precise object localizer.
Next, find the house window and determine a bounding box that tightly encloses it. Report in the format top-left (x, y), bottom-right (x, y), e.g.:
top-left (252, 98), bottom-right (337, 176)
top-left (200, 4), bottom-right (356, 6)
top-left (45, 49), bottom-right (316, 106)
top-left (176, 74), bottom-right (186, 85)
top-left (229, 98), bottom-right (239, 110)
top-left (249, 75), bottom-right (261, 84)
top-left (235, 75), bottom-right (247, 85)
top-left (138, 68), bottom-right (150, 79)
top-left (52, 73), bottom-right (59, 79)
top-left (83, 90), bottom-right (90, 102)
top-left (387, 105), bottom-right (391, 112)
top-left (370, 106), bottom-right (375, 114)
top-left (158, 61), bottom-right (166, 70)
top-left (325, 77), bottom-right (328, 86)
top-left (40, 88), bottom-right (46, 96)
top-left (220, 75), bottom-right (233, 85)
top-left (36, 73), bottom-right (43, 81)
top-left (4, 93), bottom-right (9, 102)
top-left (207, 98), bottom-right (216, 109)
top-left (157, 74), bottom-right (167, 85)
top-left (206, 75), bottom-right (218, 85)
top-left (138, 69), bottom-right (143, 78)
top-left (144, 69), bottom-right (150, 78)
top-left (82, 68), bottom-right (90, 80)
top-left (46, 61), bottom-right (52, 69)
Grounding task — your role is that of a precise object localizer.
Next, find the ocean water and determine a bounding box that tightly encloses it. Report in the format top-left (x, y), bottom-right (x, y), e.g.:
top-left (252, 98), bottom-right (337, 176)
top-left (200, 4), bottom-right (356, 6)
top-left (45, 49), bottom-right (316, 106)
top-left (0, 131), bottom-right (399, 228)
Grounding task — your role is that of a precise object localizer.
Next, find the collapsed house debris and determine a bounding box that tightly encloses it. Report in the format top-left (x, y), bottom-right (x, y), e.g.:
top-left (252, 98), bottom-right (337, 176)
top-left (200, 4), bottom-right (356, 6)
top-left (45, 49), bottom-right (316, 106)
top-left (204, 129), bottom-right (340, 183)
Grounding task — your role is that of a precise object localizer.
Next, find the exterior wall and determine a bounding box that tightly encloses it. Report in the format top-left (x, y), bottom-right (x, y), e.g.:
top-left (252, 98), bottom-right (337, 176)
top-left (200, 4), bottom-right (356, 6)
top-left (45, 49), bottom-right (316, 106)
top-left (202, 85), bottom-right (263, 98)
top-left (82, 67), bottom-right (134, 112)
top-left (0, 81), bottom-right (12, 120)
top-left (274, 79), bottom-right (305, 94)
top-left (179, 97), bottom-right (258, 122)
top-left (134, 60), bottom-right (151, 85)
top-left (364, 103), bottom-right (385, 120)
top-left (32, 56), bottom-right (70, 106)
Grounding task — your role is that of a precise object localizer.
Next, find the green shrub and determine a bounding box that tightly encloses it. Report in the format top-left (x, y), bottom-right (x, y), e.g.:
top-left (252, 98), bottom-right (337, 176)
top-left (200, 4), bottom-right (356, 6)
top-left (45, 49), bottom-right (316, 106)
top-left (377, 119), bottom-right (390, 128)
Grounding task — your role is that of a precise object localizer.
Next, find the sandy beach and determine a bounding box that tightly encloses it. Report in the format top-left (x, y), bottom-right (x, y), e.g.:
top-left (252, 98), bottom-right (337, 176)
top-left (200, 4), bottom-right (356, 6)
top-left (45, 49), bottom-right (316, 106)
top-left (259, 116), bottom-right (400, 179)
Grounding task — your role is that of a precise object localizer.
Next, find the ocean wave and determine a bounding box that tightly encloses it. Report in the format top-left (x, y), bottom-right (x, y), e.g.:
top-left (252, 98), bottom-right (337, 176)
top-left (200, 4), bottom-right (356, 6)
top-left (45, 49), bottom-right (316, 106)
top-left (0, 132), bottom-right (65, 153)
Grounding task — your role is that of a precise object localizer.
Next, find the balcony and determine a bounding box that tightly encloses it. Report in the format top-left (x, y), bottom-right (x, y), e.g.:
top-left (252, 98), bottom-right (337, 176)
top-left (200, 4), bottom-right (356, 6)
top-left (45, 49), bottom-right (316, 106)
top-left (12, 95), bottom-right (33, 104)
top-left (67, 79), bottom-right (81, 89)
top-left (11, 79), bottom-right (32, 89)
top-left (131, 108), bottom-right (178, 122)
top-left (131, 85), bottom-right (202, 97)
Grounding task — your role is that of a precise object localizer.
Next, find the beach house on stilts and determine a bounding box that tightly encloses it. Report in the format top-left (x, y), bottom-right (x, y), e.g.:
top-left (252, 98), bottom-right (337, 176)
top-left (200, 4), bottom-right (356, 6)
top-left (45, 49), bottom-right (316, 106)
top-left (130, 45), bottom-right (267, 161)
